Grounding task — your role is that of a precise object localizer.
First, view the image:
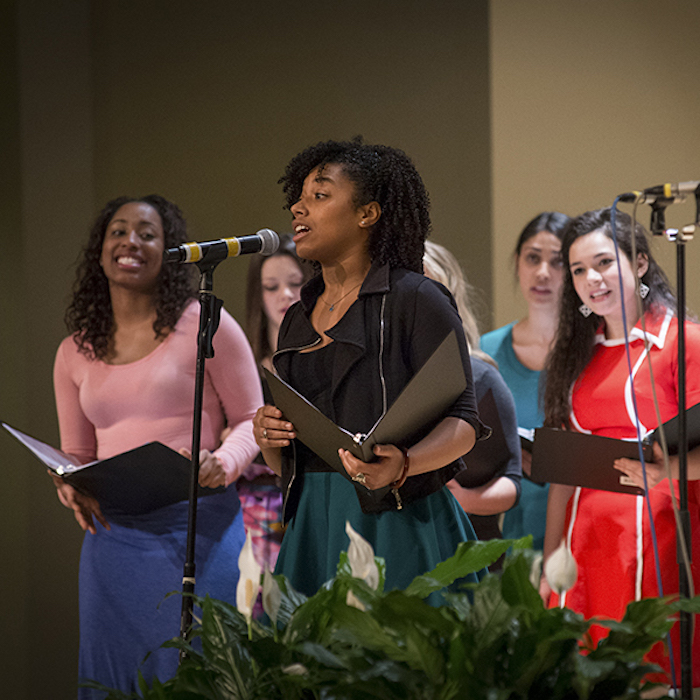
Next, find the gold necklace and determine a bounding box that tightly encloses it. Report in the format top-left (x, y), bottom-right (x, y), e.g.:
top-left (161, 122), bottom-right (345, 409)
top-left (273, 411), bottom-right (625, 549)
top-left (319, 281), bottom-right (363, 312)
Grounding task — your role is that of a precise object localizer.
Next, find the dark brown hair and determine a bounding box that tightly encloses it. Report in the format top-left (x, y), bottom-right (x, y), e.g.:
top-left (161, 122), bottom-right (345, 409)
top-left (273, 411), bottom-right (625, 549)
top-left (544, 207), bottom-right (676, 428)
top-left (245, 233), bottom-right (312, 364)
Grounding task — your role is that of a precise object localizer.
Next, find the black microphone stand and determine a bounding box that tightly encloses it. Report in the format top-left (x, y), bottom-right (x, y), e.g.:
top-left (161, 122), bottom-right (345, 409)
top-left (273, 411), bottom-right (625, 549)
top-left (178, 257), bottom-right (224, 661)
top-left (649, 198), bottom-right (698, 700)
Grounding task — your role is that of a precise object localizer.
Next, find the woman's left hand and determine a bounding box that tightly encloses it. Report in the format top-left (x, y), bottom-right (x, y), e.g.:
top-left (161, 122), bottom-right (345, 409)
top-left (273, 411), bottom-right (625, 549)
top-left (338, 444), bottom-right (405, 490)
top-left (613, 441), bottom-right (667, 490)
top-left (179, 448), bottom-right (227, 488)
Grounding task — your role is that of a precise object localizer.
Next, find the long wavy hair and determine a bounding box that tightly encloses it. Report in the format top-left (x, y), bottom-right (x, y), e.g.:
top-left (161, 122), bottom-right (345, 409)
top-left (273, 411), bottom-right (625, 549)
top-left (245, 233), bottom-right (312, 364)
top-left (278, 137), bottom-right (431, 273)
top-left (423, 240), bottom-right (495, 367)
top-left (65, 194), bottom-right (196, 359)
top-left (543, 207), bottom-right (676, 429)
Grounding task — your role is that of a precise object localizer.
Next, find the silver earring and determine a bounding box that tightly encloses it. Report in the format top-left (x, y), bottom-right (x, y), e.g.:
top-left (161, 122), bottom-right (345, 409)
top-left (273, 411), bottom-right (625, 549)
top-left (639, 282), bottom-right (650, 299)
top-left (579, 303), bottom-right (593, 317)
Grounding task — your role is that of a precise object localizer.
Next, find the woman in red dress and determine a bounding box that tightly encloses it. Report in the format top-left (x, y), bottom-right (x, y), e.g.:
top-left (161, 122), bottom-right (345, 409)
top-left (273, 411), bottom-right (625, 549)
top-left (541, 207), bottom-right (700, 689)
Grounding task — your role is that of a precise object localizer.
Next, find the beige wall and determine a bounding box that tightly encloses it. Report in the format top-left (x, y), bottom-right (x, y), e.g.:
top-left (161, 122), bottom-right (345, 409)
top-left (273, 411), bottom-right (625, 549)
top-left (2, 0), bottom-right (95, 695)
top-left (3, 2), bottom-right (490, 697)
top-left (490, 0), bottom-right (700, 328)
top-left (5, 2), bottom-right (700, 697)
top-left (90, 0), bottom-right (493, 324)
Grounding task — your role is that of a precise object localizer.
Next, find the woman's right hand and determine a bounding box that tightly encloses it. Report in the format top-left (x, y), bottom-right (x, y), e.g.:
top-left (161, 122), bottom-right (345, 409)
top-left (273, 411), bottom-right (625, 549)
top-left (50, 473), bottom-right (110, 535)
top-left (253, 404), bottom-right (296, 449)
top-left (539, 574), bottom-right (552, 606)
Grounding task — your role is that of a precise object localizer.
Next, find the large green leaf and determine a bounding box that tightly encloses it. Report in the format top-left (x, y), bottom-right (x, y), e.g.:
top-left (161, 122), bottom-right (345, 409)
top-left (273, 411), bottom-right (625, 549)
top-left (404, 537), bottom-right (530, 598)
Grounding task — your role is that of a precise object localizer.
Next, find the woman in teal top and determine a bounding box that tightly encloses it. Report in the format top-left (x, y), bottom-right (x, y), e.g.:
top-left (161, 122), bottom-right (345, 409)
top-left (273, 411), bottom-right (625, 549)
top-left (480, 212), bottom-right (570, 550)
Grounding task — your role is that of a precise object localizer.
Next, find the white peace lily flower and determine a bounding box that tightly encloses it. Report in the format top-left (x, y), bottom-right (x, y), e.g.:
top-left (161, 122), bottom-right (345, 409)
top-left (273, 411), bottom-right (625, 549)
top-left (529, 552), bottom-right (543, 590)
top-left (544, 540), bottom-right (578, 596)
top-left (346, 589), bottom-right (366, 611)
top-left (236, 531), bottom-right (261, 621)
top-left (345, 521), bottom-right (379, 589)
top-left (262, 565), bottom-right (281, 626)
top-left (282, 663), bottom-right (308, 676)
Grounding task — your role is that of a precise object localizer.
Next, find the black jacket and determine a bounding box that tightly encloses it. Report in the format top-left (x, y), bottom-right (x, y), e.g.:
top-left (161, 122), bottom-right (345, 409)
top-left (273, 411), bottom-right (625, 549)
top-left (273, 262), bottom-right (486, 521)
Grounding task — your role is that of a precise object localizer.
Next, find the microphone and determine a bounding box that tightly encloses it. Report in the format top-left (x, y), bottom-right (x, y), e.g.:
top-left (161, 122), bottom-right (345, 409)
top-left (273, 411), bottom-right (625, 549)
top-left (641, 181), bottom-right (700, 204)
top-left (619, 181), bottom-right (700, 205)
top-left (164, 229), bottom-right (279, 264)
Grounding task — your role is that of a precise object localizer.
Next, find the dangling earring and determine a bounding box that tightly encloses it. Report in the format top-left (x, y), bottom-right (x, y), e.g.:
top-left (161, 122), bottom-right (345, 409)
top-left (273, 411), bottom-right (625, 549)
top-left (579, 303), bottom-right (593, 317)
top-left (639, 282), bottom-right (650, 299)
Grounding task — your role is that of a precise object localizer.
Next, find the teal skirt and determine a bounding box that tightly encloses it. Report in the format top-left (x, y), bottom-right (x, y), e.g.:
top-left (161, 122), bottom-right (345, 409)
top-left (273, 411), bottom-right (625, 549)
top-left (501, 479), bottom-right (549, 551)
top-left (275, 472), bottom-right (480, 602)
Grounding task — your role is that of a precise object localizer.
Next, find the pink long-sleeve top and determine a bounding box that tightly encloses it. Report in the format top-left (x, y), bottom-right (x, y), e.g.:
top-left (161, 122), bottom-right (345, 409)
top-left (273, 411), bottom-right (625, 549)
top-left (53, 301), bottom-right (263, 487)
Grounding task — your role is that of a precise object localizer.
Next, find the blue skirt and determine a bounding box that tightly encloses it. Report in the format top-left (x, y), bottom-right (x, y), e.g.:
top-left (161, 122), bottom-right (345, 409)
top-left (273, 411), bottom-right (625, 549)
top-left (78, 487), bottom-right (244, 698)
top-left (275, 472), bottom-right (479, 603)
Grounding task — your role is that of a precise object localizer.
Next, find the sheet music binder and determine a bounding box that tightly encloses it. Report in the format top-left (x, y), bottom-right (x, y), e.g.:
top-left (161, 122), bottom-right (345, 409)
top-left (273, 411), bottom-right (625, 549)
top-left (530, 428), bottom-right (649, 495)
top-left (530, 403), bottom-right (700, 495)
top-left (2, 422), bottom-right (223, 515)
top-left (263, 330), bottom-right (468, 501)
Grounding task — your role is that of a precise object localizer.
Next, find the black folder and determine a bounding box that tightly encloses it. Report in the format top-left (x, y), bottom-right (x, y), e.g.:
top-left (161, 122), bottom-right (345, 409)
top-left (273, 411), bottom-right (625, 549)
top-left (650, 401), bottom-right (700, 454)
top-left (530, 428), bottom-right (649, 495)
top-left (530, 402), bottom-right (700, 495)
top-left (2, 422), bottom-right (222, 515)
top-left (263, 330), bottom-right (467, 501)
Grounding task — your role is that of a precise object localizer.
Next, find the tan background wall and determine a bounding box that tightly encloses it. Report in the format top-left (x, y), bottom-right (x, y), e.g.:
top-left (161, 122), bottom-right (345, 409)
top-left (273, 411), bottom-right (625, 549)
top-left (1, 1), bottom-right (490, 696)
top-left (3, 1), bottom-right (700, 697)
top-left (490, 0), bottom-right (700, 327)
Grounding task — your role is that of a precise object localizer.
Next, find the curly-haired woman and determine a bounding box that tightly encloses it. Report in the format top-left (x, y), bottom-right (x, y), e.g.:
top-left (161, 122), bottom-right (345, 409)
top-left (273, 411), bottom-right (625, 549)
top-left (253, 138), bottom-right (488, 600)
top-left (52, 195), bottom-right (262, 696)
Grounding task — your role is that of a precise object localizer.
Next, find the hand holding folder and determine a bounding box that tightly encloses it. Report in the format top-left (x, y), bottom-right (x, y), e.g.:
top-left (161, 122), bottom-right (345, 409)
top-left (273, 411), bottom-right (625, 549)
top-left (2, 422), bottom-right (222, 515)
top-left (529, 403), bottom-right (700, 495)
top-left (263, 331), bottom-right (469, 504)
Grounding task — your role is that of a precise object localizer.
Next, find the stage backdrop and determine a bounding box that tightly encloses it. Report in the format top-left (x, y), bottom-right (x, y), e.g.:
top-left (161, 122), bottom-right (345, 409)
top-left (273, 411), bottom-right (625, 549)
top-left (3, 1), bottom-right (700, 698)
top-left (2, 1), bottom-right (490, 697)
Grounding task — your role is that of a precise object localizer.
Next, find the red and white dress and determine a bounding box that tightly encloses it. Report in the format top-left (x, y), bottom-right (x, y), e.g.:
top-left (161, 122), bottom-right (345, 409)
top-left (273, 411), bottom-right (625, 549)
top-left (551, 307), bottom-right (700, 683)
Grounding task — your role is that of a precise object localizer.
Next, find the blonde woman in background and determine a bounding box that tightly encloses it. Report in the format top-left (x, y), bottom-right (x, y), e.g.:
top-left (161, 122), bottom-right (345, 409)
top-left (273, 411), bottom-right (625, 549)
top-left (423, 240), bottom-right (521, 548)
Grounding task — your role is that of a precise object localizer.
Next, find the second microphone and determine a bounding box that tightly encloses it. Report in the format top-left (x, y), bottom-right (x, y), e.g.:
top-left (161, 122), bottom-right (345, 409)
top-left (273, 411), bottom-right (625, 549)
top-left (164, 229), bottom-right (279, 264)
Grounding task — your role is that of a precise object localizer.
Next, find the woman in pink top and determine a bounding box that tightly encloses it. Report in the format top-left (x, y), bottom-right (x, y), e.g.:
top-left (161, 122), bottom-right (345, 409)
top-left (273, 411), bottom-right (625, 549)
top-left (541, 207), bottom-right (700, 689)
top-left (52, 195), bottom-right (262, 697)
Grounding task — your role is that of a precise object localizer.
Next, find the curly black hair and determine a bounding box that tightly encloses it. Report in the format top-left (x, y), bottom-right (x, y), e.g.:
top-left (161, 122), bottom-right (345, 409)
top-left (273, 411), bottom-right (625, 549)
top-left (278, 137), bottom-right (431, 272)
top-left (544, 207), bottom-right (677, 429)
top-left (65, 194), bottom-right (196, 359)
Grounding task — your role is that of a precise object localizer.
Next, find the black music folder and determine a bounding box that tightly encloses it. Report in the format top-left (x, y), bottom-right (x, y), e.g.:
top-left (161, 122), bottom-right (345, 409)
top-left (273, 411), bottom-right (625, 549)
top-left (2, 422), bottom-right (222, 515)
top-left (530, 402), bottom-right (700, 495)
top-left (651, 402), bottom-right (700, 454)
top-left (530, 428), bottom-right (650, 495)
top-left (264, 330), bottom-right (468, 501)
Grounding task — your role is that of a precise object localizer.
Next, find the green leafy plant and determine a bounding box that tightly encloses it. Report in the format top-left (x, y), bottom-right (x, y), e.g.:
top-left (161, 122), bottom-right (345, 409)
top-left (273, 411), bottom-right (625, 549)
top-left (88, 534), bottom-right (699, 700)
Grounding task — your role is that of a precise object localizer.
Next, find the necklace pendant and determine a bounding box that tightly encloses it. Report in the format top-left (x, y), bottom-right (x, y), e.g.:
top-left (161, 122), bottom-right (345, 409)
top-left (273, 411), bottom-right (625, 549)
top-left (329, 304), bottom-right (335, 311)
